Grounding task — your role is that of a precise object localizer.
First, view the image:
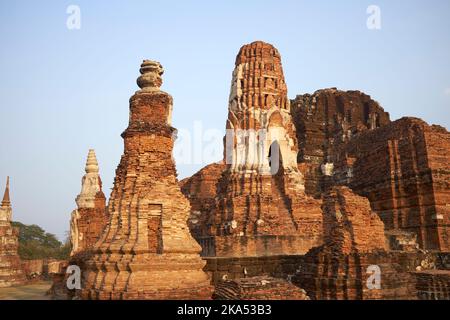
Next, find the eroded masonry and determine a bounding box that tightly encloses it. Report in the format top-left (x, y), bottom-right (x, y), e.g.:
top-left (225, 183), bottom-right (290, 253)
top-left (180, 41), bottom-right (450, 299)
top-left (59, 41), bottom-right (449, 300)
top-left (70, 149), bottom-right (108, 257)
top-left (0, 177), bottom-right (26, 288)
top-left (183, 41), bottom-right (324, 257)
top-left (79, 60), bottom-right (212, 300)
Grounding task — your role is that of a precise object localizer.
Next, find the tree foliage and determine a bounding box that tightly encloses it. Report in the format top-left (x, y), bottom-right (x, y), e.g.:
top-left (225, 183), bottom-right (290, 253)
top-left (11, 221), bottom-right (71, 260)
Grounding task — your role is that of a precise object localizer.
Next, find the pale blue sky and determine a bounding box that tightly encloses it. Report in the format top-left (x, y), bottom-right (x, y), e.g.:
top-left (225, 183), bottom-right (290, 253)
top-left (0, 0), bottom-right (449, 240)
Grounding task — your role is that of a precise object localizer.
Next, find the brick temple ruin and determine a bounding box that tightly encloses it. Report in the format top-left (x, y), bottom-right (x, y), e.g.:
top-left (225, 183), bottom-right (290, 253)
top-left (180, 41), bottom-right (450, 299)
top-left (0, 177), bottom-right (26, 288)
top-left (290, 89), bottom-right (449, 252)
top-left (70, 149), bottom-right (108, 257)
top-left (0, 178), bottom-right (66, 289)
top-left (51, 41), bottom-right (449, 300)
top-left (182, 41), bottom-right (323, 257)
top-left (78, 60), bottom-right (212, 300)
top-left (46, 149), bottom-right (110, 299)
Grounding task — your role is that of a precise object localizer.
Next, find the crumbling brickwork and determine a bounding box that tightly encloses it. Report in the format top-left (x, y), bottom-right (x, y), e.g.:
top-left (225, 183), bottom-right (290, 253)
top-left (291, 186), bottom-right (403, 300)
top-left (291, 87), bottom-right (449, 252)
top-left (320, 186), bottom-right (387, 254)
top-left (80, 60), bottom-right (212, 300)
top-left (293, 248), bottom-right (427, 300)
top-left (70, 149), bottom-right (108, 256)
top-left (0, 177), bottom-right (26, 288)
top-left (291, 88), bottom-right (390, 197)
top-left (332, 117), bottom-right (450, 251)
top-left (181, 41), bottom-right (323, 257)
top-left (178, 42), bottom-right (449, 300)
top-left (0, 39), bottom-right (448, 300)
top-left (214, 276), bottom-right (309, 300)
top-left (415, 270), bottom-right (450, 300)
top-left (180, 162), bottom-right (226, 242)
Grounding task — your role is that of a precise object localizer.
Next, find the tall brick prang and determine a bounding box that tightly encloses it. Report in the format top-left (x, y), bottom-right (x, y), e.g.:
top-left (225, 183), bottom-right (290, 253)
top-left (183, 41), bottom-right (323, 257)
top-left (80, 60), bottom-right (212, 300)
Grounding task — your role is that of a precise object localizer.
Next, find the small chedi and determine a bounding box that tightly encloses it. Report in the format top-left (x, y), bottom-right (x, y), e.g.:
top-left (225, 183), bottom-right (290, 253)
top-left (46, 149), bottom-right (109, 299)
top-left (70, 149), bottom-right (108, 256)
top-left (80, 60), bottom-right (212, 299)
top-left (0, 177), bottom-right (26, 287)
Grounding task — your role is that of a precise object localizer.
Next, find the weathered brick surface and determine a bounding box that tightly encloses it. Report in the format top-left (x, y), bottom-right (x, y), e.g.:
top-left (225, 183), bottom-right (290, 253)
top-left (288, 185), bottom-right (449, 300)
top-left (204, 252), bottom-right (449, 300)
top-left (178, 42), bottom-right (449, 299)
top-left (291, 186), bottom-right (395, 300)
top-left (80, 60), bottom-right (212, 300)
top-left (21, 259), bottom-right (45, 280)
top-left (214, 276), bottom-right (309, 300)
top-left (204, 255), bottom-right (306, 286)
top-left (70, 149), bottom-right (108, 256)
top-left (0, 177), bottom-right (26, 288)
top-left (21, 259), bottom-right (61, 281)
top-left (332, 117), bottom-right (450, 251)
top-left (321, 186), bottom-right (387, 254)
top-left (46, 260), bottom-right (70, 299)
top-left (181, 42), bottom-right (323, 257)
top-left (291, 88), bottom-right (390, 197)
top-left (293, 249), bottom-right (424, 300)
top-left (414, 270), bottom-right (450, 300)
top-left (180, 162), bottom-right (226, 239)
top-left (291, 87), bottom-right (449, 252)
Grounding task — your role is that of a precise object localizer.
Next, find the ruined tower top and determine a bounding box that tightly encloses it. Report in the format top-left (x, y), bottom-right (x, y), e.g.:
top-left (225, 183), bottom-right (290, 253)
top-left (81, 59), bottom-right (212, 300)
top-left (128, 60), bottom-right (174, 128)
top-left (226, 41), bottom-right (299, 174)
top-left (75, 149), bottom-right (104, 209)
top-left (235, 41), bottom-right (281, 65)
top-left (0, 177), bottom-right (12, 223)
top-left (85, 149), bottom-right (99, 174)
top-left (0, 174), bottom-right (25, 286)
top-left (229, 41), bottom-right (289, 112)
top-left (1, 176), bottom-right (11, 208)
top-left (136, 60), bottom-right (164, 92)
top-left (70, 149), bottom-right (107, 256)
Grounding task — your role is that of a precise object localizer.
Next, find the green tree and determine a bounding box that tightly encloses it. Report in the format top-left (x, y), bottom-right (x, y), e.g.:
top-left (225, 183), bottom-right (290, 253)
top-left (11, 221), bottom-right (71, 260)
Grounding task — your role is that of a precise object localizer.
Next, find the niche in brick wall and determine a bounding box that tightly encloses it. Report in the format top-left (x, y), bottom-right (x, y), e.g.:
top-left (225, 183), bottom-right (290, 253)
top-left (148, 204), bottom-right (163, 254)
top-left (268, 140), bottom-right (281, 175)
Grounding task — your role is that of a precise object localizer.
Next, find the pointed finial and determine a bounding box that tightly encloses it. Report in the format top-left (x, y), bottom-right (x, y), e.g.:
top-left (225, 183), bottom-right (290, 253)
top-left (85, 149), bottom-right (99, 174)
top-left (2, 176), bottom-right (11, 207)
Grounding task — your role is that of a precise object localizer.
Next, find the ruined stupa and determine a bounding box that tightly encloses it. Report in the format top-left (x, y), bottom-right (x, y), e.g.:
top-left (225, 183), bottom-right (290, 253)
top-left (179, 41), bottom-right (450, 300)
top-left (70, 149), bottom-right (107, 256)
top-left (183, 41), bottom-right (323, 257)
top-left (291, 89), bottom-right (450, 251)
top-left (80, 60), bottom-right (212, 299)
top-left (0, 177), bottom-right (26, 287)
